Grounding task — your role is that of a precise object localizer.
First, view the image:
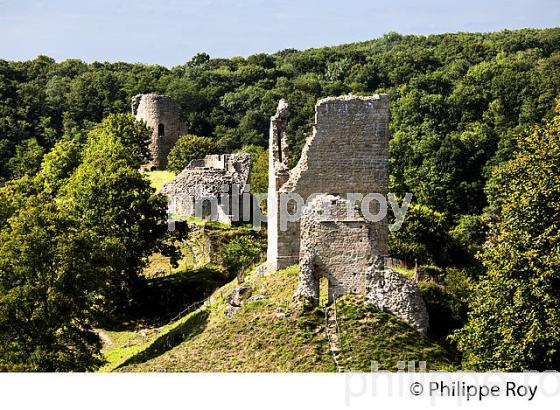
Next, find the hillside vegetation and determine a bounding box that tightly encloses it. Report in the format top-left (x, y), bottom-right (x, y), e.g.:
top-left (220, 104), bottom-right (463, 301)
top-left (2, 28), bottom-right (560, 222)
top-left (1, 28), bottom-right (559, 371)
top-left (101, 266), bottom-right (454, 372)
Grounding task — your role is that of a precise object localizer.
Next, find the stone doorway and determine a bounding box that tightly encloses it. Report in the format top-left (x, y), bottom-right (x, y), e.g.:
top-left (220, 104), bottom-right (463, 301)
top-left (319, 276), bottom-right (330, 306)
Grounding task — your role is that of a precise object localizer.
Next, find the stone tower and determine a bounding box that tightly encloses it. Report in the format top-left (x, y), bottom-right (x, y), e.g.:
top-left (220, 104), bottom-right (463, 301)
top-left (267, 94), bottom-right (390, 270)
top-left (131, 94), bottom-right (187, 169)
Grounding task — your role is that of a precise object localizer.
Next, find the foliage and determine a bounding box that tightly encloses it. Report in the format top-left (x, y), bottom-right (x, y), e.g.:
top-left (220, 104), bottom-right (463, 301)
top-left (388, 203), bottom-right (451, 265)
top-left (167, 135), bottom-right (215, 173)
top-left (7, 138), bottom-right (45, 179)
top-left (452, 101), bottom-right (560, 371)
top-left (449, 214), bottom-right (487, 271)
top-left (63, 114), bottom-right (176, 316)
top-left (83, 113), bottom-right (152, 168)
top-left (0, 113), bottom-right (181, 370)
top-left (35, 137), bottom-right (82, 195)
top-left (0, 28), bottom-right (558, 224)
top-left (0, 195), bottom-right (103, 371)
top-left (218, 235), bottom-right (264, 278)
top-left (240, 144), bottom-right (268, 194)
top-left (419, 267), bottom-right (472, 341)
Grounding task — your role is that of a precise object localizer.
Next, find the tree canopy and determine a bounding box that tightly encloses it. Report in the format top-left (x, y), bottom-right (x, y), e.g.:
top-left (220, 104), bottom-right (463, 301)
top-left (0, 114), bottom-right (176, 370)
top-left (167, 134), bottom-right (215, 174)
top-left (1, 28), bottom-right (559, 223)
top-left (452, 100), bottom-right (560, 371)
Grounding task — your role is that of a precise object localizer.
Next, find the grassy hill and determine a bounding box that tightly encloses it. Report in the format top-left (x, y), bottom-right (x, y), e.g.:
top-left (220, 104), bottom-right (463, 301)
top-left (100, 265), bottom-right (456, 372)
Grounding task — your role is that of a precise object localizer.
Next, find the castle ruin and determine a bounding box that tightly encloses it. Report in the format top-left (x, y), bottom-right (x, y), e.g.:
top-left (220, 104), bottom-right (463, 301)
top-left (161, 153), bottom-right (252, 224)
top-left (266, 94), bottom-right (428, 334)
top-left (267, 95), bottom-right (390, 270)
top-left (296, 194), bottom-right (380, 303)
top-left (132, 94), bottom-right (187, 169)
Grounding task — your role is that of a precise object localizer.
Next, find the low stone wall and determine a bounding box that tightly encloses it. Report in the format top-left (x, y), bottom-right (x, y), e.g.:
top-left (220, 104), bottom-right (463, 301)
top-left (367, 268), bottom-right (429, 335)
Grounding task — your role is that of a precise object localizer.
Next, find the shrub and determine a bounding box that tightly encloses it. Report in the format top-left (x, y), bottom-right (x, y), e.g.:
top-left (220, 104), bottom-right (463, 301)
top-left (167, 135), bottom-right (215, 173)
top-left (218, 235), bottom-right (264, 281)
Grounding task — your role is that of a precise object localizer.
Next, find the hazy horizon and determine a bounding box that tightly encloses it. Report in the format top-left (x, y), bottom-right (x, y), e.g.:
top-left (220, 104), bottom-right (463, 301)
top-left (1, 0), bottom-right (558, 67)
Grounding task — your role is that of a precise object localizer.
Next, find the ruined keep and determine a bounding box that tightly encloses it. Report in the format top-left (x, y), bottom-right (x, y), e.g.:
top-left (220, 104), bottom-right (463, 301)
top-left (296, 194), bottom-right (379, 303)
top-left (267, 95), bottom-right (390, 270)
top-left (132, 94), bottom-right (187, 169)
top-left (266, 94), bottom-right (428, 334)
top-left (161, 153), bottom-right (252, 224)
top-left (296, 194), bottom-right (428, 334)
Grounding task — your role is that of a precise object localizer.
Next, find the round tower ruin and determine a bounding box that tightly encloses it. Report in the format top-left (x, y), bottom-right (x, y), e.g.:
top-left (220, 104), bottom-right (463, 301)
top-left (131, 93), bottom-right (187, 170)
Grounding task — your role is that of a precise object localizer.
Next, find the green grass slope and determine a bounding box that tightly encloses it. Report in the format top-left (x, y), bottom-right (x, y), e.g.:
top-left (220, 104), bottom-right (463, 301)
top-left (103, 266), bottom-right (456, 372)
top-left (143, 170), bottom-right (176, 192)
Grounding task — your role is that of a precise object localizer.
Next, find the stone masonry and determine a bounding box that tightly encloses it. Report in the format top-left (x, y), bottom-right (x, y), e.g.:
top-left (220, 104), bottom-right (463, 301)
top-left (295, 194), bottom-right (428, 334)
top-left (161, 153), bottom-right (252, 224)
top-left (265, 94), bottom-right (428, 333)
top-left (296, 195), bottom-right (377, 303)
top-left (132, 93), bottom-right (187, 169)
top-left (367, 268), bottom-right (429, 334)
top-left (267, 95), bottom-right (390, 270)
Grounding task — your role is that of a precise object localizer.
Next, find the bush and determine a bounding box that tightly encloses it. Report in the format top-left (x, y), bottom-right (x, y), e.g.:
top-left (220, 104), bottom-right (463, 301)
top-left (218, 235), bottom-right (264, 280)
top-left (388, 204), bottom-right (451, 265)
top-left (167, 135), bottom-right (215, 173)
top-left (239, 144), bottom-right (268, 195)
top-left (448, 214), bottom-right (487, 271)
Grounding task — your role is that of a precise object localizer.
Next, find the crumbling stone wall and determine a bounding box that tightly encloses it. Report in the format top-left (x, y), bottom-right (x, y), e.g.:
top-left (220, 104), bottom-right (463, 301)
top-left (132, 93), bottom-right (187, 169)
top-left (266, 99), bottom-right (291, 269)
top-left (296, 195), bottom-right (376, 303)
top-left (266, 94), bottom-right (428, 333)
top-left (267, 95), bottom-right (390, 270)
top-left (295, 194), bottom-right (428, 334)
top-left (367, 268), bottom-right (429, 335)
top-left (161, 153), bottom-right (252, 224)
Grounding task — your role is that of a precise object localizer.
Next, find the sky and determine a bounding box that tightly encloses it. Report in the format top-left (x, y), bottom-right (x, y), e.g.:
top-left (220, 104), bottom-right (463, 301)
top-left (0, 0), bottom-right (558, 67)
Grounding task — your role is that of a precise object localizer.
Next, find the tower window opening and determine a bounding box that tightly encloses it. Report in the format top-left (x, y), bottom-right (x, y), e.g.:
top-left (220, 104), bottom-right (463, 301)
top-left (158, 123), bottom-right (165, 139)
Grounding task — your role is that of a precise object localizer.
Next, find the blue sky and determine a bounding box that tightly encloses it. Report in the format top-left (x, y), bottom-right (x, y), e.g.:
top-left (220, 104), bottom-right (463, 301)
top-left (0, 0), bottom-right (558, 66)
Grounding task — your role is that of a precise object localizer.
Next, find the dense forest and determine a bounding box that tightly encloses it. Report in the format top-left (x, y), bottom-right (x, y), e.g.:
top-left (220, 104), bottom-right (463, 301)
top-left (1, 27), bottom-right (559, 371)
top-left (1, 28), bottom-right (559, 217)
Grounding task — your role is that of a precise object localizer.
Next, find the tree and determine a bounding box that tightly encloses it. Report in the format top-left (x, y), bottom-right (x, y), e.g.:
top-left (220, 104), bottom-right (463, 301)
top-left (0, 195), bottom-right (103, 371)
top-left (448, 214), bottom-right (487, 271)
top-left (453, 101), bottom-right (560, 371)
top-left (240, 144), bottom-right (268, 194)
top-left (63, 115), bottom-right (176, 316)
top-left (167, 135), bottom-right (215, 173)
top-left (7, 138), bottom-right (45, 179)
top-left (218, 236), bottom-right (263, 283)
top-left (84, 113), bottom-right (151, 168)
top-left (0, 114), bottom-right (177, 369)
top-left (388, 203), bottom-right (451, 265)
top-left (35, 138), bottom-right (82, 195)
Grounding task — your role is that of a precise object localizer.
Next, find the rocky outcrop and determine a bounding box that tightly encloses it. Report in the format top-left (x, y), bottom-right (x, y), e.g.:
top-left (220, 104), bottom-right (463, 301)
top-left (224, 286), bottom-right (266, 318)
